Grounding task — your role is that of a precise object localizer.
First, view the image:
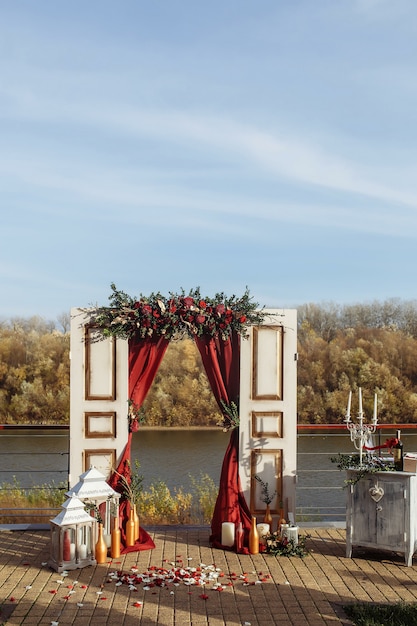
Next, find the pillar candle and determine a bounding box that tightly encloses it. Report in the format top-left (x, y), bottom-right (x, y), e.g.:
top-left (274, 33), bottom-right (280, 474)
top-left (284, 526), bottom-right (299, 545)
top-left (256, 523), bottom-right (270, 544)
top-left (221, 522), bottom-right (235, 547)
top-left (79, 544), bottom-right (87, 559)
top-left (358, 387), bottom-right (363, 414)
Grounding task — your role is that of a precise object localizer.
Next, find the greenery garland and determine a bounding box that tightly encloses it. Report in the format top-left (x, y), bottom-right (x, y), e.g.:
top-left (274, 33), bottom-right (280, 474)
top-left (88, 283), bottom-right (264, 341)
top-left (330, 453), bottom-right (395, 486)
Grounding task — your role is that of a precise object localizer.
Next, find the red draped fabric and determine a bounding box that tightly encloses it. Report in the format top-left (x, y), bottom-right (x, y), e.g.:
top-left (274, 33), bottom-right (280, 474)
top-left (108, 335), bottom-right (169, 553)
top-left (194, 333), bottom-right (252, 550)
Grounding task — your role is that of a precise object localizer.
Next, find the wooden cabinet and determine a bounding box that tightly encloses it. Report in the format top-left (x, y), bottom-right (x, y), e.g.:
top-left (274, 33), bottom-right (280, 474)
top-left (346, 470), bottom-right (417, 566)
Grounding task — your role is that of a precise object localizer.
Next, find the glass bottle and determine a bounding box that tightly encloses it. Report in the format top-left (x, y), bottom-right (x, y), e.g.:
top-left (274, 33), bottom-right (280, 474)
top-left (235, 522), bottom-right (244, 553)
top-left (95, 523), bottom-right (107, 564)
top-left (111, 516), bottom-right (121, 558)
top-left (248, 516), bottom-right (259, 554)
top-left (393, 429), bottom-right (404, 471)
top-left (126, 507), bottom-right (136, 547)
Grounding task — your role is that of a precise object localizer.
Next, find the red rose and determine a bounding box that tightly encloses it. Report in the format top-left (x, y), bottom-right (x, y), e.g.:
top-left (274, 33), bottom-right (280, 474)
top-left (169, 300), bottom-right (177, 313)
top-left (196, 315), bottom-right (206, 324)
top-left (133, 301), bottom-right (141, 309)
top-left (239, 315), bottom-right (247, 323)
top-left (215, 303), bottom-right (225, 315)
top-left (142, 304), bottom-right (152, 315)
top-left (199, 300), bottom-right (207, 309)
top-left (183, 296), bottom-right (194, 308)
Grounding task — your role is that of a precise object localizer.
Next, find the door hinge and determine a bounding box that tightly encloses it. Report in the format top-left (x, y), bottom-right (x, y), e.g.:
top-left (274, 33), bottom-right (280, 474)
top-left (294, 353), bottom-right (298, 361)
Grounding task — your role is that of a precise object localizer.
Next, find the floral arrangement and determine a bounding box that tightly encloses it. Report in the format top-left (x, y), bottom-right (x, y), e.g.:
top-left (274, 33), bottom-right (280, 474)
top-left (218, 400), bottom-right (240, 431)
top-left (87, 283), bottom-right (264, 341)
top-left (128, 400), bottom-right (146, 433)
top-left (263, 531), bottom-right (310, 557)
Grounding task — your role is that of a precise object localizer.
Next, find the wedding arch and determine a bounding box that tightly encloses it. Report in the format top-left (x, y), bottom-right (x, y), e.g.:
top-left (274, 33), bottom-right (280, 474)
top-left (69, 285), bottom-right (297, 553)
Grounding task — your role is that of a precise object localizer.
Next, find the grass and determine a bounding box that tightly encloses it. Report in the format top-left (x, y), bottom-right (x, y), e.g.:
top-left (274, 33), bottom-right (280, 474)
top-left (344, 601), bottom-right (417, 626)
top-left (0, 472), bottom-right (217, 525)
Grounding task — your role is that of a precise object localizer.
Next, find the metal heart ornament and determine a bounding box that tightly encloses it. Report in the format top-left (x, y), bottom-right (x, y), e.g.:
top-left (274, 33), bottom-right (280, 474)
top-left (369, 485), bottom-right (384, 502)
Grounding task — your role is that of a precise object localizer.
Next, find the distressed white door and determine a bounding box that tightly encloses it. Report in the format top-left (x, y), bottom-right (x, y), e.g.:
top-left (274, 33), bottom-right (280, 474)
top-left (239, 309), bottom-right (297, 521)
top-left (69, 308), bottom-right (128, 488)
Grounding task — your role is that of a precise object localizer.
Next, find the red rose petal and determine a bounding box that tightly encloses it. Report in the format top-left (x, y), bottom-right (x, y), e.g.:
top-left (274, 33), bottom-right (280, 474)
top-left (9, 597), bottom-right (16, 602)
top-left (199, 594), bottom-right (209, 600)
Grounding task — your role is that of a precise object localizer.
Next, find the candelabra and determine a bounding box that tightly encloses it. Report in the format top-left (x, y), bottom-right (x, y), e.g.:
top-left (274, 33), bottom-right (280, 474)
top-left (344, 388), bottom-right (378, 467)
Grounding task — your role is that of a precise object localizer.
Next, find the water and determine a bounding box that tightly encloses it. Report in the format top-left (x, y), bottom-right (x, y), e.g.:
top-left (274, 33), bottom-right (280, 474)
top-left (1, 427), bottom-right (417, 521)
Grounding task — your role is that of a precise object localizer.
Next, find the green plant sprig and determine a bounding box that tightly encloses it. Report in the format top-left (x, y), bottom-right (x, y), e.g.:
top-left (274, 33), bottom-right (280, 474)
top-left (330, 453), bottom-right (395, 487)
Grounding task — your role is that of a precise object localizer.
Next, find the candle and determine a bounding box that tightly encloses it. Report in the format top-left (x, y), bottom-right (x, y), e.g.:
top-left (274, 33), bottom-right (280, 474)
top-left (373, 393), bottom-right (378, 424)
top-left (70, 543), bottom-right (76, 560)
top-left (256, 523), bottom-right (270, 545)
top-left (358, 387), bottom-right (363, 415)
top-left (346, 391), bottom-right (352, 419)
top-left (79, 544), bottom-right (87, 559)
top-left (221, 522), bottom-right (235, 547)
top-left (283, 526), bottom-right (299, 545)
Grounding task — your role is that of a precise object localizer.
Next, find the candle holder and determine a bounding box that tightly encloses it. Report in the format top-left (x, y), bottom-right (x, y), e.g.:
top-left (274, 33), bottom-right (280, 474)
top-left (344, 388), bottom-right (378, 467)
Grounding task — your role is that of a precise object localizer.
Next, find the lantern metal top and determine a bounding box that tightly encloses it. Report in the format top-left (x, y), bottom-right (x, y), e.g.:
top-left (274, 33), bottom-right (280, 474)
top-left (68, 465), bottom-right (120, 501)
top-left (50, 493), bottom-right (97, 527)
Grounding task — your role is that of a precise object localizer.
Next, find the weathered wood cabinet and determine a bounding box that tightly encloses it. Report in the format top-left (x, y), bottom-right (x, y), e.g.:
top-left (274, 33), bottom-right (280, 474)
top-left (346, 470), bottom-right (417, 566)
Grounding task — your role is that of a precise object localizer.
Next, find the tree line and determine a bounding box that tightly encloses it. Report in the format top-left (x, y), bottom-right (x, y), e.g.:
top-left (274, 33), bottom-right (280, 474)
top-left (2, 298), bottom-right (417, 425)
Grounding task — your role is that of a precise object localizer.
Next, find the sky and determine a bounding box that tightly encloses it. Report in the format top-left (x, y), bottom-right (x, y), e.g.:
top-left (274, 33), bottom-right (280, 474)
top-left (2, 0), bottom-right (417, 321)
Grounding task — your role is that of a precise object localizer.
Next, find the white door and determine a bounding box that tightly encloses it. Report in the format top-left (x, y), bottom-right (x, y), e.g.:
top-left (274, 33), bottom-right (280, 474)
top-left (239, 309), bottom-right (297, 521)
top-left (69, 308), bottom-right (128, 488)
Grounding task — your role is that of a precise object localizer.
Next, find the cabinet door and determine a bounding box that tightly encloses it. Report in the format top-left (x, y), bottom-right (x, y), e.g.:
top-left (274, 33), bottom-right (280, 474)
top-left (352, 476), bottom-right (406, 548)
top-left (351, 478), bottom-right (377, 544)
top-left (375, 479), bottom-right (406, 548)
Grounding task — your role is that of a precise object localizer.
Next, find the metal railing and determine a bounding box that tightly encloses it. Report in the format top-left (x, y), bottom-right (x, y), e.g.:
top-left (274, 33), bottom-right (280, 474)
top-left (1, 424), bottom-right (417, 526)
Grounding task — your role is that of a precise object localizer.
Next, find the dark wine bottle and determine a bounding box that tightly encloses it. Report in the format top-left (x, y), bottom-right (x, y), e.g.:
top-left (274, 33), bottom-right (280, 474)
top-left (393, 429), bottom-right (404, 471)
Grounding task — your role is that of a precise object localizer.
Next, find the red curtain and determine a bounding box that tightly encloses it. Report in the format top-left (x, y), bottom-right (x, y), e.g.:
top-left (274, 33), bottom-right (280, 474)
top-left (194, 332), bottom-right (252, 550)
top-left (108, 335), bottom-right (169, 553)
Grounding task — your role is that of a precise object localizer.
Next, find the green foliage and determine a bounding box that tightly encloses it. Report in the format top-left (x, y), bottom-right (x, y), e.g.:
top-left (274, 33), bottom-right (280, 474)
top-left (0, 316), bottom-right (70, 424)
top-left (297, 300), bottom-right (417, 423)
top-left (330, 453), bottom-right (395, 486)
top-left (0, 476), bottom-right (66, 522)
top-left (4, 299), bottom-right (417, 425)
top-left (343, 601), bottom-right (417, 626)
top-left (143, 340), bottom-right (222, 427)
top-left (264, 532), bottom-right (310, 557)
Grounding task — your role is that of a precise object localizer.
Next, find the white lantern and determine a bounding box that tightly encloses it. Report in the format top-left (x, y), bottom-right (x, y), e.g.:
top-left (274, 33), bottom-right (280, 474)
top-left (69, 466), bottom-right (120, 547)
top-left (49, 493), bottom-right (97, 572)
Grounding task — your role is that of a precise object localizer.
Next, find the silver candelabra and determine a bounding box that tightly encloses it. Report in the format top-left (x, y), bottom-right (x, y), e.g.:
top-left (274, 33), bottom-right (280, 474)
top-left (344, 388), bottom-right (378, 467)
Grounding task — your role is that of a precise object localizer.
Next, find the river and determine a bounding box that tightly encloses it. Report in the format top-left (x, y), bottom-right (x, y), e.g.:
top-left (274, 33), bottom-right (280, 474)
top-left (1, 427), bottom-right (417, 522)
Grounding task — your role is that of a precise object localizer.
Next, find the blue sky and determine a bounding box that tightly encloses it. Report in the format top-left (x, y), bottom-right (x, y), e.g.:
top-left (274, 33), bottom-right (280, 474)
top-left (2, 0), bottom-right (417, 320)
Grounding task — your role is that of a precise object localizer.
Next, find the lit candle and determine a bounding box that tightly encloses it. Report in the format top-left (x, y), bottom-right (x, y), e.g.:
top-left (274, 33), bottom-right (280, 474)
top-left (373, 393), bottom-right (378, 424)
top-left (346, 391), bottom-right (352, 419)
top-left (221, 522), bottom-right (235, 547)
top-left (358, 387), bottom-right (363, 415)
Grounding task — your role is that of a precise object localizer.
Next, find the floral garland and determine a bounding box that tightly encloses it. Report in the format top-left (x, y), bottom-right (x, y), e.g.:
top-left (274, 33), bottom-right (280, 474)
top-left (88, 283), bottom-right (264, 341)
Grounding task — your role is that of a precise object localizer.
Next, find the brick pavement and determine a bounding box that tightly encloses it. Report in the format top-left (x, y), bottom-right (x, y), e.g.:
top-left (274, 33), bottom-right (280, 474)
top-left (1, 526), bottom-right (417, 625)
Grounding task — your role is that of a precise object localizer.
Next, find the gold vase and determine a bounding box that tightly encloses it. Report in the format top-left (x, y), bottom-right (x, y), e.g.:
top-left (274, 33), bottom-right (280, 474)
top-left (248, 516), bottom-right (259, 554)
top-left (95, 523), bottom-right (107, 564)
top-left (126, 508), bottom-right (136, 547)
top-left (132, 504), bottom-right (140, 541)
top-left (263, 504), bottom-right (273, 525)
top-left (111, 516), bottom-right (121, 558)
